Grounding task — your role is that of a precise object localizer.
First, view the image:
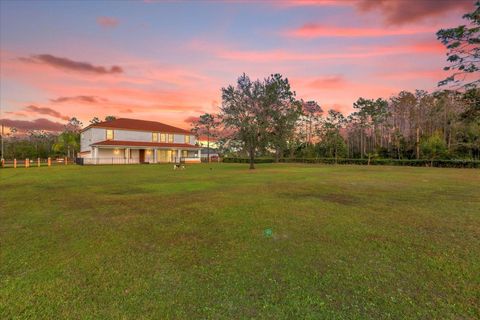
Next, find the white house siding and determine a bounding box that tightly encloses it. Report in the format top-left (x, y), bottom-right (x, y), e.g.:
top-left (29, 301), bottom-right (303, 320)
top-left (80, 129), bottom-right (92, 152)
top-left (174, 134), bottom-right (185, 144)
top-left (92, 128), bottom-right (107, 144)
top-left (114, 129), bottom-right (151, 142)
top-left (81, 128), bottom-right (109, 153)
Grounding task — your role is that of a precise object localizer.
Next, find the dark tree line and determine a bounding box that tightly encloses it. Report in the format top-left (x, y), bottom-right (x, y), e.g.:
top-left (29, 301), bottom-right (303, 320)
top-left (0, 116), bottom-right (116, 160)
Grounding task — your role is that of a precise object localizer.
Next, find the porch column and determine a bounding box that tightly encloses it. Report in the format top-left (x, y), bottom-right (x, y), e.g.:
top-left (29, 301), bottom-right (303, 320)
top-left (197, 149), bottom-right (201, 158)
top-left (153, 148), bottom-right (157, 163)
top-left (92, 146), bottom-right (99, 165)
top-left (177, 149), bottom-right (181, 163)
top-left (125, 148), bottom-right (130, 164)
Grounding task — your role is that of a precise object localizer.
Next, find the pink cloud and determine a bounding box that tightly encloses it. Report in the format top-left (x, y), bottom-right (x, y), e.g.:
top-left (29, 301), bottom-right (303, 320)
top-left (24, 105), bottom-right (70, 121)
top-left (189, 39), bottom-right (446, 63)
top-left (20, 54), bottom-right (123, 74)
top-left (285, 24), bottom-right (436, 38)
top-left (274, 0), bottom-right (472, 25)
top-left (191, 42), bottom-right (366, 62)
top-left (355, 0), bottom-right (473, 25)
top-left (375, 69), bottom-right (452, 82)
top-left (273, 0), bottom-right (352, 8)
top-left (306, 75), bottom-right (348, 90)
top-left (97, 16), bottom-right (119, 28)
top-left (50, 96), bottom-right (107, 104)
top-left (5, 111), bottom-right (28, 118)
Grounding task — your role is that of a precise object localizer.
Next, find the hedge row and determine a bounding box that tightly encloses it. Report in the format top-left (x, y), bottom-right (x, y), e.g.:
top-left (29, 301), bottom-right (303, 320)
top-left (222, 157), bottom-right (480, 168)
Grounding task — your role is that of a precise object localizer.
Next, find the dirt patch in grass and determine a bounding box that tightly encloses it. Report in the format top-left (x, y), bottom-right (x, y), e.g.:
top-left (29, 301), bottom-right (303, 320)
top-left (106, 186), bottom-right (152, 195)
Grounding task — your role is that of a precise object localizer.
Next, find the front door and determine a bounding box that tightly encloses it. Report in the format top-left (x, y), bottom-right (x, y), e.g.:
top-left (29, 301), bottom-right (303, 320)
top-left (139, 149), bottom-right (145, 163)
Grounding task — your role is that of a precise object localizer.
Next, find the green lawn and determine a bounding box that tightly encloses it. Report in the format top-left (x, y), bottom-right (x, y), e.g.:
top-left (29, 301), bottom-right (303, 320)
top-left (1, 164), bottom-right (479, 319)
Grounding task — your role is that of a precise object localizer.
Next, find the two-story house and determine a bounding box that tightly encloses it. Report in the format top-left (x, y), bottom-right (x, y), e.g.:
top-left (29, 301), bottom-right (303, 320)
top-left (79, 118), bottom-right (201, 164)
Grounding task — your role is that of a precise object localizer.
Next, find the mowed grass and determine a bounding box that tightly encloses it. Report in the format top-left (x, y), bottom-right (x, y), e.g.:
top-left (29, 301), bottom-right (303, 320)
top-left (1, 163), bottom-right (479, 319)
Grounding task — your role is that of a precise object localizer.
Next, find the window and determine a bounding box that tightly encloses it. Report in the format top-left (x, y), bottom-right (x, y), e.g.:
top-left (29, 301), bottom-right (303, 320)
top-left (182, 150), bottom-right (188, 158)
top-left (185, 135), bottom-right (190, 144)
top-left (106, 129), bottom-right (114, 140)
top-left (152, 132), bottom-right (158, 142)
top-left (168, 134), bottom-right (174, 143)
top-left (160, 133), bottom-right (166, 143)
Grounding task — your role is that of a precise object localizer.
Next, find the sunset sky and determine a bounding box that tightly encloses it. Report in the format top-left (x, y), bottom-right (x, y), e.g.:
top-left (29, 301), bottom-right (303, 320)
top-left (0, 0), bottom-right (475, 133)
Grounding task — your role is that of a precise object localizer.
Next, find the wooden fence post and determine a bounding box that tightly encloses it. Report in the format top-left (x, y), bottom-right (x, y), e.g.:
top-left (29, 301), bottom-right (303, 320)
top-left (25, 158), bottom-right (29, 168)
top-left (48, 157), bottom-right (51, 166)
top-left (65, 157), bottom-right (68, 165)
top-left (14, 159), bottom-right (17, 168)
top-left (37, 158), bottom-right (41, 167)
top-left (1, 159), bottom-right (4, 168)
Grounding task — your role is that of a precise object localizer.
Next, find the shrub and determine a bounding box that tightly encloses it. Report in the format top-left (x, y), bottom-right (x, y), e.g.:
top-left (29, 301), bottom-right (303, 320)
top-left (222, 157), bottom-right (480, 168)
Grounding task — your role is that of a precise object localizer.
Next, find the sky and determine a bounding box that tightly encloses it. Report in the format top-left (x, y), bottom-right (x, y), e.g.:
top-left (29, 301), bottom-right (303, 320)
top-left (0, 0), bottom-right (476, 133)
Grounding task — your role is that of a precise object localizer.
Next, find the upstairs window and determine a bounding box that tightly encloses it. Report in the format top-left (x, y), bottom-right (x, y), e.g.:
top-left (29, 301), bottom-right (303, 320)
top-left (106, 129), bottom-right (114, 140)
top-left (185, 135), bottom-right (190, 144)
top-left (160, 133), bottom-right (166, 143)
top-left (152, 132), bottom-right (158, 142)
top-left (168, 134), bottom-right (174, 143)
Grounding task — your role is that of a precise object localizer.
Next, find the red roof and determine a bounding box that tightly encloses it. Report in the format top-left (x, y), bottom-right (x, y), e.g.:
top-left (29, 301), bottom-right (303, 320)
top-left (91, 140), bottom-right (200, 149)
top-left (84, 118), bottom-right (191, 134)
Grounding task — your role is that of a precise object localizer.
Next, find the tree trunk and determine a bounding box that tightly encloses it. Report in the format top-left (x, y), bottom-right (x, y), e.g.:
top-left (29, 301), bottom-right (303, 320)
top-left (448, 130), bottom-right (452, 150)
top-left (360, 130), bottom-right (364, 159)
top-left (334, 136), bottom-right (338, 164)
top-left (347, 137), bottom-right (350, 158)
top-left (309, 118), bottom-right (312, 145)
top-left (397, 140), bottom-right (400, 160)
top-left (249, 145), bottom-right (255, 170)
top-left (416, 127), bottom-right (420, 159)
top-left (275, 147), bottom-right (280, 163)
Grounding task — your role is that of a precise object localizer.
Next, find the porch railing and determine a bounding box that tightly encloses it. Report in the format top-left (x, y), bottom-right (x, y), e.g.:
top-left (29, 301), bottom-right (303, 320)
top-left (76, 156), bottom-right (201, 165)
top-left (77, 158), bottom-right (141, 165)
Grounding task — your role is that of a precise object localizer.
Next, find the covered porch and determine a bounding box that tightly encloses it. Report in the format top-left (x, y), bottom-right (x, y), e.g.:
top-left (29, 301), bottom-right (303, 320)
top-left (85, 142), bottom-right (201, 165)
